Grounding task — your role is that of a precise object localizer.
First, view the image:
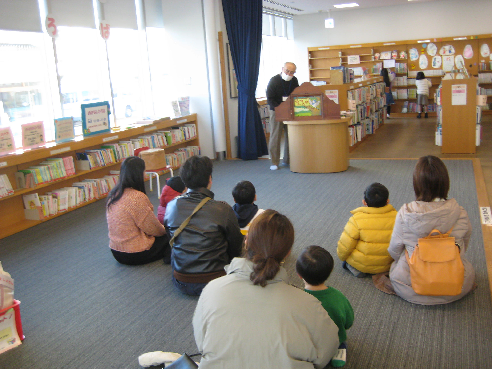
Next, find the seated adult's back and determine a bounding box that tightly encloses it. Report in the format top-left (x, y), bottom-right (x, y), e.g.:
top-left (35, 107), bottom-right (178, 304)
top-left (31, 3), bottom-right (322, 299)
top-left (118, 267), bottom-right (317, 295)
top-left (164, 156), bottom-right (243, 295)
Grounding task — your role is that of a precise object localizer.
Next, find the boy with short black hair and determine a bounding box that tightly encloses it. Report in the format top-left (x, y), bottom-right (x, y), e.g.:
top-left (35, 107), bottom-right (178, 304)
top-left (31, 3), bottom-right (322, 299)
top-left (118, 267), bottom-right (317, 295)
top-left (232, 180), bottom-right (264, 235)
top-left (296, 246), bottom-right (354, 368)
top-left (337, 182), bottom-right (397, 277)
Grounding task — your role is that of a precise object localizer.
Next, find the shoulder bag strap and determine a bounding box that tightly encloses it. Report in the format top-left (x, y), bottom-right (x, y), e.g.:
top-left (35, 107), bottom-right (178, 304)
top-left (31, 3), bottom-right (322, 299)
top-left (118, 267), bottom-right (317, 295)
top-left (169, 197), bottom-right (211, 248)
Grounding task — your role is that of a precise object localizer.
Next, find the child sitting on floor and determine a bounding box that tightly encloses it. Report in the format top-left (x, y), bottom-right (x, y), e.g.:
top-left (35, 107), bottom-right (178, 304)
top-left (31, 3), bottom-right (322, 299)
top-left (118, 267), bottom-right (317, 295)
top-left (157, 176), bottom-right (186, 224)
top-left (232, 180), bottom-right (264, 235)
top-left (337, 182), bottom-right (397, 277)
top-left (296, 246), bottom-right (354, 368)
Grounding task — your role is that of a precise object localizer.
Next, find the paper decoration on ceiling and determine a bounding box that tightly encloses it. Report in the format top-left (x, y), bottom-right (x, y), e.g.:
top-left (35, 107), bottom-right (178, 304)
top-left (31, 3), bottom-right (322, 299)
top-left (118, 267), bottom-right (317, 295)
top-left (463, 45), bottom-right (473, 59)
top-left (432, 56), bottom-right (442, 68)
top-left (439, 45), bottom-right (455, 56)
top-left (427, 43), bottom-right (437, 56)
top-left (409, 48), bottom-right (419, 61)
top-left (419, 54), bottom-right (428, 69)
top-left (480, 44), bottom-right (490, 57)
top-left (455, 55), bottom-right (465, 69)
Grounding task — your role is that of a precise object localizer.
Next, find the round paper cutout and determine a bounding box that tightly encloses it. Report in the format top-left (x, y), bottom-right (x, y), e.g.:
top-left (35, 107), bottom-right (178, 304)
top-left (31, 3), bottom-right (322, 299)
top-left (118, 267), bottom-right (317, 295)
top-left (427, 43), bottom-right (437, 56)
top-left (409, 48), bottom-right (419, 61)
top-left (463, 45), bottom-right (473, 59)
top-left (439, 45), bottom-right (455, 56)
top-left (480, 44), bottom-right (490, 58)
top-left (419, 54), bottom-right (428, 69)
top-left (455, 55), bottom-right (465, 69)
top-left (432, 56), bottom-right (442, 68)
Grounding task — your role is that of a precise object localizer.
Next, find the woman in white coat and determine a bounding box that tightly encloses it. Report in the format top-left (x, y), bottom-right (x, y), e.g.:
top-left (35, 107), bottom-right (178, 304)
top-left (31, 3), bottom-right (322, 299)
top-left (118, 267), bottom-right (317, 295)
top-left (388, 156), bottom-right (475, 305)
top-left (193, 210), bottom-right (339, 369)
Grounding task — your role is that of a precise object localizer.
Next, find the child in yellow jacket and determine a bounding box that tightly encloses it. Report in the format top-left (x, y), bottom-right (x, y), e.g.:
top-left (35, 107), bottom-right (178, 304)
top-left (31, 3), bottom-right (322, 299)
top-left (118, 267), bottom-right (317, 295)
top-left (337, 183), bottom-right (397, 277)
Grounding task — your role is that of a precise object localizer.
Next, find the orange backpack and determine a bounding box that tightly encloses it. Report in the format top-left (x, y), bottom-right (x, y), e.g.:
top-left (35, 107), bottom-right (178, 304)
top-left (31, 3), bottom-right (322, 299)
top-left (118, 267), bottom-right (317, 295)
top-left (405, 228), bottom-right (464, 296)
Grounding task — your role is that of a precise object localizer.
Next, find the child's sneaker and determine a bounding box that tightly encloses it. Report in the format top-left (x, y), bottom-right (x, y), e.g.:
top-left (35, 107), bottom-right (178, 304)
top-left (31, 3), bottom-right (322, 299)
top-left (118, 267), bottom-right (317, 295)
top-left (331, 342), bottom-right (347, 367)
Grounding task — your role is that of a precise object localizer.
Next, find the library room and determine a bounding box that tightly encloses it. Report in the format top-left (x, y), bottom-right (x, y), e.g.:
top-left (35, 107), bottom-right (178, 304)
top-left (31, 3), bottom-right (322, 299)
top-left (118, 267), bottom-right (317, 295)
top-left (0, 0), bottom-right (491, 368)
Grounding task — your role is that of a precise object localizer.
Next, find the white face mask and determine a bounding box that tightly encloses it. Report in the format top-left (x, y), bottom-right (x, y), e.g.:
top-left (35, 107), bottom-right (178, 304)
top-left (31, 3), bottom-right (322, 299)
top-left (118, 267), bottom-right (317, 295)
top-left (281, 72), bottom-right (293, 81)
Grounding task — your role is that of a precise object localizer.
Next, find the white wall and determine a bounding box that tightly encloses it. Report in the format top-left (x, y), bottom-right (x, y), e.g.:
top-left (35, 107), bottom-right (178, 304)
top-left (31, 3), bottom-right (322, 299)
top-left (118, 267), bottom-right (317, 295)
top-left (293, 0), bottom-right (492, 83)
top-left (161, 0), bottom-right (215, 157)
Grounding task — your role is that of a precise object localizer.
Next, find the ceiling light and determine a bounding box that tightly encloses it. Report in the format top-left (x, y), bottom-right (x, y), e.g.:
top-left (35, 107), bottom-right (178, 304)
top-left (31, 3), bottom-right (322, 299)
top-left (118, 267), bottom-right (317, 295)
top-left (453, 37), bottom-right (467, 40)
top-left (334, 3), bottom-right (359, 8)
top-left (417, 39), bottom-right (430, 43)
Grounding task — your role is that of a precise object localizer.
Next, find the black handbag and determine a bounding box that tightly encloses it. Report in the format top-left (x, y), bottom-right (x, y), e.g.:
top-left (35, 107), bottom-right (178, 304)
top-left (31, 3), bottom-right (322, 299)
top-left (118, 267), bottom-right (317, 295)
top-left (165, 353), bottom-right (199, 368)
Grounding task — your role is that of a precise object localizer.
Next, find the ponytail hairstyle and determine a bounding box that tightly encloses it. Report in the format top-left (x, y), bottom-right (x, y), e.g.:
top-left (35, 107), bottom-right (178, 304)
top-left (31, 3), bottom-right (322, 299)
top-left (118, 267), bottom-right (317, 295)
top-left (245, 209), bottom-right (295, 287)
top-left (107, 156), bottom-right (146, 208)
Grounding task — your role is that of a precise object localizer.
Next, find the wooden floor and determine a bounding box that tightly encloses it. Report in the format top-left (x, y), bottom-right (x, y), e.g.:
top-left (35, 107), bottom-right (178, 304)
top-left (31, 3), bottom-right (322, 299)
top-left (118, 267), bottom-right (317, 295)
top-left (350, 114), bottom-right (492, 298)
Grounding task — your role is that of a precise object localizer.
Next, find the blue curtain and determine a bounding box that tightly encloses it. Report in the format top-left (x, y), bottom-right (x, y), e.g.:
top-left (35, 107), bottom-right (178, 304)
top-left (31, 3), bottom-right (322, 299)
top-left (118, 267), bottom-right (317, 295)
top-left (222, 0), bottom-right (268, 160)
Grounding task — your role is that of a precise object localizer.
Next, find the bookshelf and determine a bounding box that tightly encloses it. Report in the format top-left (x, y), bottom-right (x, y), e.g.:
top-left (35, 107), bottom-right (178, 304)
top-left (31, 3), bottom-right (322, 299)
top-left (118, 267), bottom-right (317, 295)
top-left (315, 77), bottom-right (385, 151)
top-left (309, 34), bottom-right (492, 117)
top-left (0, 114), bottom-right (200, 239)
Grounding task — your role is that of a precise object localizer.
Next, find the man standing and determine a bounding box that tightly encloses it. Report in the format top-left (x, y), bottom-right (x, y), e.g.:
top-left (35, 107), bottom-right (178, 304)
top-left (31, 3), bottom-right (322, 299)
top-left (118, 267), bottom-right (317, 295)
top-left (164, 156), bottom-right (244, 296)
top-left (266, 62), bottom-right (299, 170)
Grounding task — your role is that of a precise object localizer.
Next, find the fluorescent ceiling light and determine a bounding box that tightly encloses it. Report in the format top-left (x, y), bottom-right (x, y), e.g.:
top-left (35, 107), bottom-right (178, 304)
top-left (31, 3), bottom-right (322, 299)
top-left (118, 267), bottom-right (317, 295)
top-left (334, 3), bottom-right (359, 8)
top-left (325, 18), bottom-right (334, 28)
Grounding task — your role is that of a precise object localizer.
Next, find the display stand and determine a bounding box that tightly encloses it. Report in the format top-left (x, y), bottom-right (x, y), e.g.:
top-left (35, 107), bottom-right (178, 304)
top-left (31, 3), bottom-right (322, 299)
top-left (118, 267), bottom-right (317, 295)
top-left (276, 83), bottom-right (349, 173)
top-left (441, 78), bottom-right (477, 154)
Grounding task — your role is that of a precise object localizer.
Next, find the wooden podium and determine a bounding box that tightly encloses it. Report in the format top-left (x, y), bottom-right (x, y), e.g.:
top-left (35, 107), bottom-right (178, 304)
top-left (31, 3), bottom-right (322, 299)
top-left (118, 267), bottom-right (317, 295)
top-left (276, 83), bottom-right (349, 173)
top-left (441, 78), bottom-right (477, 154)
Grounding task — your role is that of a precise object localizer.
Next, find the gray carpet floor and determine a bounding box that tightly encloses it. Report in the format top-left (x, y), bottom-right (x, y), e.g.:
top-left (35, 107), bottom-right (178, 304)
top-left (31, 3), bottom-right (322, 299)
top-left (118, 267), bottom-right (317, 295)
top-left (0, 159), bottom-right (490, 369)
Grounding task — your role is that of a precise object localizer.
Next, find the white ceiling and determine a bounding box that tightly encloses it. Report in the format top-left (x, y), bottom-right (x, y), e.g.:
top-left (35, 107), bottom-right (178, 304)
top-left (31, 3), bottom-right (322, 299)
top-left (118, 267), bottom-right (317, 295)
top-left (263, 0), bottom-right (439, 16)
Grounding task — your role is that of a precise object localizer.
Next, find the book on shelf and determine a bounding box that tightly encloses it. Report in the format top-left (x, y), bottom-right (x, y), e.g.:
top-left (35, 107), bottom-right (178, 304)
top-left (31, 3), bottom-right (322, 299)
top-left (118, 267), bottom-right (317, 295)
top-left (0, 174), bottom-right (14, 198)
top-left (178, 97), bottom-right (190, 116)
top-left (22, 193), bottom-right (41, 209)
top-left (51, 189), bottom-right (69, 212)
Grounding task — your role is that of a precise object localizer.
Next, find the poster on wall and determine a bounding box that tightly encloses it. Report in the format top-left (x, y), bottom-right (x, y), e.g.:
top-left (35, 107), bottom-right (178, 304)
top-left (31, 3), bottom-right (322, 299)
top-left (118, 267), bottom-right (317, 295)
top-left (443, 55), bottom-right (455, 72)
top-left (54, 117), bottom-right (75, 144)
top-left (0, 127), bottom-right (15, 156)
top-left (21, 121), bottom-right (45, 149)
top-left (81, 102), bottom-right (111, 137)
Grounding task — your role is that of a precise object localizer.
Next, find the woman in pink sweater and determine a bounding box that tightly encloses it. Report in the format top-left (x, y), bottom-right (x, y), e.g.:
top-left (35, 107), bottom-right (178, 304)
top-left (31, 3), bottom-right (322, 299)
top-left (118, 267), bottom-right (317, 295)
top-left (106, 156), bottom-right (168, 265)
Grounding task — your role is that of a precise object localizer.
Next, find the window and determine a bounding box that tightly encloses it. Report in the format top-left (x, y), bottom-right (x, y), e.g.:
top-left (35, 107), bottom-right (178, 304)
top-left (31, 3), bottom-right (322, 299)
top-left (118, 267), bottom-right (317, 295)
top-left (55, 27), bottom-right (111, 134)
top-left (256, 14), bottom-right (295, 98)
top-left (0, 30), bottom-right (55, 148)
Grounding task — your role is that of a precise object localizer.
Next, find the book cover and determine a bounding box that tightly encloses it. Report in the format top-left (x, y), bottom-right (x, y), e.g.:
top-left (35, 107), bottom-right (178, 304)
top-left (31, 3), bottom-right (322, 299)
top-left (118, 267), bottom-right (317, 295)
top-left (23, 193), bottom-right (41, 209)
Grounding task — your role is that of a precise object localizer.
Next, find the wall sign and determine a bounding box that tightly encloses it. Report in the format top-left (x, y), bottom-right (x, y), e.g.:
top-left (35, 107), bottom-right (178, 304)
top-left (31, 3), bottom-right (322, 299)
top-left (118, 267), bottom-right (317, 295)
top-left (81, 102), bottom-right (111, 137)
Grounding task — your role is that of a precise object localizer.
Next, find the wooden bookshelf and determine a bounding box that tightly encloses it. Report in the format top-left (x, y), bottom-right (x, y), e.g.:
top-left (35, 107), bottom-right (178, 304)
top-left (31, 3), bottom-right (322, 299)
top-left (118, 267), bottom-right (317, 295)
top-left (309, 33), bottom-right (492, 117)
top-left (315, 77), bottom-right (385, 151)
top-left (0, 114), bottom-right (200, 239)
